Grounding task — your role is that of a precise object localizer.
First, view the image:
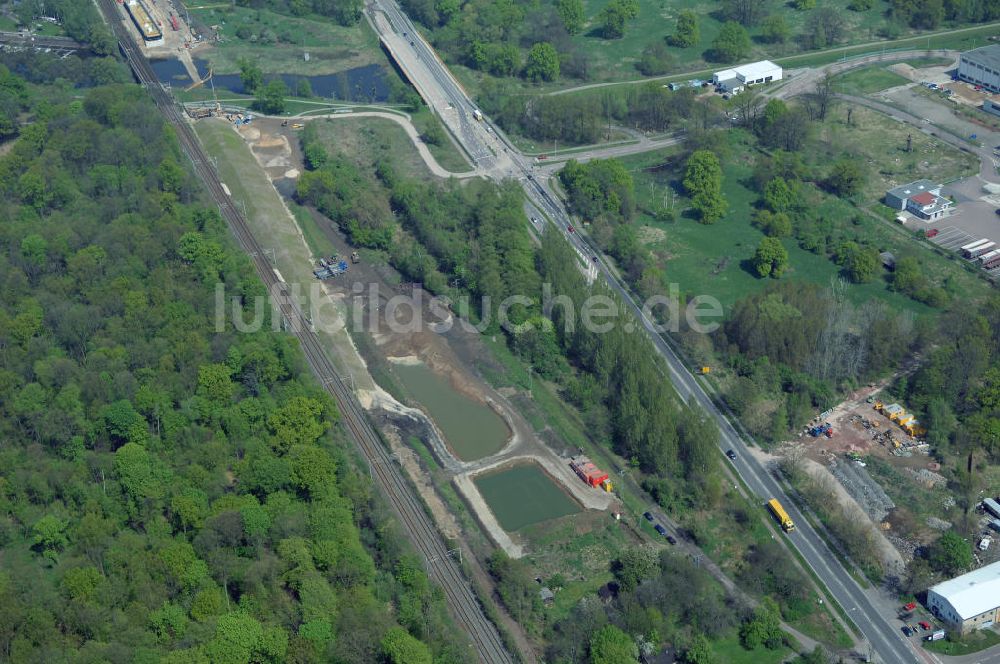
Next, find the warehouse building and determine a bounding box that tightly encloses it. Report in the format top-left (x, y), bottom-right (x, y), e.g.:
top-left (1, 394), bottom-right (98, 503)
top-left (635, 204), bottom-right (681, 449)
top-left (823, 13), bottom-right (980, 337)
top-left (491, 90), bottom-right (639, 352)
top-left (958, 44), bottom-right (1000, 93)
top-left (884, 180), bottom-right (953, 220)
top-left (713, 61), bottom-right (782, 94)
top-left (927, 560), bottom-right (1000, 633)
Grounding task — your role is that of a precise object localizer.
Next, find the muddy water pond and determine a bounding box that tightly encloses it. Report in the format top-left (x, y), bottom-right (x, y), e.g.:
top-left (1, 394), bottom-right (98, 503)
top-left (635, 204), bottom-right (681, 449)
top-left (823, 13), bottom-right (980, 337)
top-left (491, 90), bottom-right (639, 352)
top-left (474, 464), bottom-right (581, 531)
top-left (392, 361), bottom-right (509, 462)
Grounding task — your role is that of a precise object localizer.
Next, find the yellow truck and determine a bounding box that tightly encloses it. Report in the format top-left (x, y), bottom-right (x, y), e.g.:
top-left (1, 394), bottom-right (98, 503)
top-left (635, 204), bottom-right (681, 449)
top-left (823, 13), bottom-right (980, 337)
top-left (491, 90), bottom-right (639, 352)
top-left (767, 499), bottom-right (795, 533)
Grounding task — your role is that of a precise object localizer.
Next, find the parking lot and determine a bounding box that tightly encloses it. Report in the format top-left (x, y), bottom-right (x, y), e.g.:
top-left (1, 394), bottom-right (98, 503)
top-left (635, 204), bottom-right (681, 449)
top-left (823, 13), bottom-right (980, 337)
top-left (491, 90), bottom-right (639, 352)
top-left (928, 222), bottom-right (1000, 275)
top-left (916, 176), bottom-right (1000, 275)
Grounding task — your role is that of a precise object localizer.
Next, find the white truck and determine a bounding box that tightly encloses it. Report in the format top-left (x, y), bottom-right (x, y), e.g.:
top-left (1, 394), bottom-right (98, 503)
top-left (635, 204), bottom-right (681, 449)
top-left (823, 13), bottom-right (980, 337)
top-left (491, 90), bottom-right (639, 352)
top-left (979, 536), bottom-right (993, 551)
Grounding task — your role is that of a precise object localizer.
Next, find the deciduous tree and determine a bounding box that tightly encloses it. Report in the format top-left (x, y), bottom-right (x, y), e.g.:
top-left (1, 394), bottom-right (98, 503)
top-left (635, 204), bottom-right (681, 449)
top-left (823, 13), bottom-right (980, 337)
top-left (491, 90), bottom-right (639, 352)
top-left (683, 150), bottom-right (727, 223)
top-left (711, 21), bottom-right (751, 62)
top-left (752, 237), bottom-right (789, 278)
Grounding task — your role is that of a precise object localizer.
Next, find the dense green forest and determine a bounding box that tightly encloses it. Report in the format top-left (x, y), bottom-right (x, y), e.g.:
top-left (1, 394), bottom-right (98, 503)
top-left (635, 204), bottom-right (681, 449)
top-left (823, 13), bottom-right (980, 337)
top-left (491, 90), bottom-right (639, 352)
top-left (0, 62), bottom-right (468, 663)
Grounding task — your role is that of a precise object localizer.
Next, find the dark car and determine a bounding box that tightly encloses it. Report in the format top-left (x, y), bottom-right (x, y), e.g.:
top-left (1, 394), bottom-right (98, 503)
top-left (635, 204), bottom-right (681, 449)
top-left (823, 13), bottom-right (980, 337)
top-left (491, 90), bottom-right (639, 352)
top-left (567, 225), bottom-right (575, 233)
top-left (726, 449), bottom-right (737, 461)
top-left (666, 535), bottom-right (677, 545)
top-left (643, 511), bottom-right (654, 521)
top-left (902, 626), bottom-right (913, 637)
top-left (994, 208), bottom-right (1000, 216)
top-left (654, 524), bottom-right (667, 536)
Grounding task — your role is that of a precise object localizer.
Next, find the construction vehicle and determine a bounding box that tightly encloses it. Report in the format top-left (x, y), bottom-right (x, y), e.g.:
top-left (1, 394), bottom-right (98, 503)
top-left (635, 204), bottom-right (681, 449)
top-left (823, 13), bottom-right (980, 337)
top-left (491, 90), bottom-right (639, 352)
top-left (350, 251), bottom-right (360, 264)
top-left (767, 499), bottom-right (795, 532)
top-left (699, 366), bottom-right (711, 374)
top-left (570, 455), bottom-right (609, 489)
top-left (291, 123), bottom-right (304, 130)
top-left (313, 256), bottom-right (349, 280)
top-left (882, 403), bottom-right (906, 421)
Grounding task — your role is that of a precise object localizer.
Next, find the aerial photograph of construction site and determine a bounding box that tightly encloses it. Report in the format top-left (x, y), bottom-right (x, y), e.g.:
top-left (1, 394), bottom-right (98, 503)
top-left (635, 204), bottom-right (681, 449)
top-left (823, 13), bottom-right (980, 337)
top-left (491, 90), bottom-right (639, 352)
top-left (4, 1), bottom-right (1000, 663)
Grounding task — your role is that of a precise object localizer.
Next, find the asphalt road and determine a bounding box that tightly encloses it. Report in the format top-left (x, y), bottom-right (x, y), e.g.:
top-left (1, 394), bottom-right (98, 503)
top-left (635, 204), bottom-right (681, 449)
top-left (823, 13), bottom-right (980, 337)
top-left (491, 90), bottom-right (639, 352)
top-left (364, 4), bottom-right (946, 662)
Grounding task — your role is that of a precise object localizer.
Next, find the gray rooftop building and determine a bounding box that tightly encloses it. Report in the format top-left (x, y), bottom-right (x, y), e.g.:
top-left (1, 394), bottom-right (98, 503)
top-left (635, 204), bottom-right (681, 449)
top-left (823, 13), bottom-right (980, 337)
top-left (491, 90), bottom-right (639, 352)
top-left (885, 180), bottom-right (953, 220)
top-left (958, 44), bottom-right (1000, 93)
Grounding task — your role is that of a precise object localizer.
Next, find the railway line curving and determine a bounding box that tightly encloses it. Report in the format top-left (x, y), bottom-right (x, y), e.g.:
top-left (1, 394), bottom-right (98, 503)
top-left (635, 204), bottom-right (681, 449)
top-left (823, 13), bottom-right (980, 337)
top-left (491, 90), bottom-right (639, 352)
top-left (94, 2), bottom-right (516, 661)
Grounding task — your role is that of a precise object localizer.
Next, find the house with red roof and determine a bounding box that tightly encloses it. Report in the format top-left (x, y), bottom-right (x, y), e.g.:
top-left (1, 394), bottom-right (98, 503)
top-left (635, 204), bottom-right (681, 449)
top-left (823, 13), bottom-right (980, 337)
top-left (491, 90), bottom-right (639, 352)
top-left (885, 180), bottom-right (954, 220)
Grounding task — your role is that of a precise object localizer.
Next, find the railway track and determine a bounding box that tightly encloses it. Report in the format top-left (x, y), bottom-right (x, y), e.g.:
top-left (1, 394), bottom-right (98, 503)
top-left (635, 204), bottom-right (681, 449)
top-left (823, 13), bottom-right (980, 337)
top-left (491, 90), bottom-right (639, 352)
top-left (94, 2), bottom-right (515, 661)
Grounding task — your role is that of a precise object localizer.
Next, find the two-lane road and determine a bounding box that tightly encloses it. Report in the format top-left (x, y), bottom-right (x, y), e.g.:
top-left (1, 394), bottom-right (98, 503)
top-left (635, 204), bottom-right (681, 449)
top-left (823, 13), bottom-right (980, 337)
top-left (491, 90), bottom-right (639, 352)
top-left (367, 4), bottom-right (929, 661)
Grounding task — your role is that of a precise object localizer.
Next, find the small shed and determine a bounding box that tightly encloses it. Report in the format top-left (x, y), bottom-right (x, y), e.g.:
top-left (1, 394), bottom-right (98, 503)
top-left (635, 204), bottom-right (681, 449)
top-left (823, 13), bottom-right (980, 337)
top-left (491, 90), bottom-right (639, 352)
top-left (539, 587), bottom-right (554, 605)
top-left (880, 251), bottom-right (896, 270)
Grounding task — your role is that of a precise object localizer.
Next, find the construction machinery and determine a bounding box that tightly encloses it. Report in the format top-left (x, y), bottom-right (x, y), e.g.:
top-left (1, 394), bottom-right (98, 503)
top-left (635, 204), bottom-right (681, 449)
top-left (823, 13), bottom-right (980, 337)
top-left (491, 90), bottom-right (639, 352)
top-left (767, 499), bottom-right (795, 532)
top-left (313, 256), bottom-right (349, 279)
top-left (875, 401), bottom-right (925, 438)
top-left (809, 422), bottom-right (833, 437)
top-left (569, 455), bottom-right (611, 491)
top-left (699, 366), bottom-right (711, 375)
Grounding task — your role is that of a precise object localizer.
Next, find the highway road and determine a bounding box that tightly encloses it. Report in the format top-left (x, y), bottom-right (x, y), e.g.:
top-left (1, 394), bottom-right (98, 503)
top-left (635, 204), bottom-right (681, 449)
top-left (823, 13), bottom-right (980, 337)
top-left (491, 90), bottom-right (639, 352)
top-left (96, 2), bottom-right (516, 662)
top-left (365, 3), bottom-right (934, 662)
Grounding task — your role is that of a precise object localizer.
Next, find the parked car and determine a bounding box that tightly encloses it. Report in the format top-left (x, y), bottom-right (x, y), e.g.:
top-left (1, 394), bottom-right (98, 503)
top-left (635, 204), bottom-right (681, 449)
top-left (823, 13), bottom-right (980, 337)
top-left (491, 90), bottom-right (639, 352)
top-left (925, 228), bottom-right (939, 238)
top-left (903, 602), bottom-right (917, 611)
top-left (666, 535), bottom-right (677, 545)
top-left (919, 621), bottom-right (931, 631)
top-left (902, 626), bottom-right (914, 637)
top-left (654, 524), bottom-right (667, 536)
top-left (643, 511), bottom-right (654, 521)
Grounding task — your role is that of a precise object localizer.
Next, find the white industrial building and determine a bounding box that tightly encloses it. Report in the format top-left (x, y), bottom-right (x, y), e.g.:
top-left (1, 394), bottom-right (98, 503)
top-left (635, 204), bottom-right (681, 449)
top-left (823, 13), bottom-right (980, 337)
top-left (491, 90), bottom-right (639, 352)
top-left (926, 560), bottom-right (1000, 634)
top-left (958, 44), bottom-right (1000, 93)
top-left (713, 61), bottom-right (782, 94)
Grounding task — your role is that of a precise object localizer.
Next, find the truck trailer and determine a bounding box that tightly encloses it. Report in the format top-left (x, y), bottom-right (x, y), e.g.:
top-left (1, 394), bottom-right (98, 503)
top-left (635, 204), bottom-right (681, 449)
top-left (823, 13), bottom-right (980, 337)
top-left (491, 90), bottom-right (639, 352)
top-left (969, 241), bottom-right (996, 258)
top-left (961, 239), bottom-right (992, 257)
top-left (767, 499), bottom-right (795, 532)
top-left (981, 249), bottom-right (1000, 270)
top-left (984, 497), bottom-right (1000, 520)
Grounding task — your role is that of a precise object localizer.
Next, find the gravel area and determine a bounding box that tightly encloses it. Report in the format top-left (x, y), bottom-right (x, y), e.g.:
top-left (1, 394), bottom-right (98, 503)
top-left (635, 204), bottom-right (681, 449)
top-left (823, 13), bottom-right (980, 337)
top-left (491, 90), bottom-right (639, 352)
top-left (829, 458), bottom-right (897, 523)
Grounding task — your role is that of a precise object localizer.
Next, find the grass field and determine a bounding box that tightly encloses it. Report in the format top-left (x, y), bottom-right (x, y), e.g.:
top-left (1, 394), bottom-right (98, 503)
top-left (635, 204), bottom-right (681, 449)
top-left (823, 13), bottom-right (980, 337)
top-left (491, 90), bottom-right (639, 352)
top-left (924, 628), bottom-right (1000, 655)
top-left (833, 65), bottom-right (909, 96)
top-left (190, 5), bottom-right (384, 75)
top-left (711, 633), bottom-right (794, 664)
top-left (618, 105), bottom-right (986, 312)
top-left (623, 140), bottom-right (933, 313)
top-left (308, 113), bottom-right (470, 177)
top-left (812, 103), bottom-right (978, 200)
top-left (410, 106), bottom-right (475, 172)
